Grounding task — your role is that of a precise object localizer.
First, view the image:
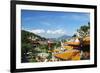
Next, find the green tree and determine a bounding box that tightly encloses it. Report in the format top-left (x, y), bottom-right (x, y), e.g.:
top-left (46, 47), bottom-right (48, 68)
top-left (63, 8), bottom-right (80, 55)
top-left (77, 22), bottom-right (90, 38)
top-left (72, 34), bottom-right (77, 38)
top-left (21, 43), bottom-right (33, 62)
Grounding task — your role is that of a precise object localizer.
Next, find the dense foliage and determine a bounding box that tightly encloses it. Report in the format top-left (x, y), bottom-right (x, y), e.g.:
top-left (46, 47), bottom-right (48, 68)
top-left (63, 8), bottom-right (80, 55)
top-left (77, 22), bottom-right (90, 38)
top-left (21, 30), bottom-right (47, 62)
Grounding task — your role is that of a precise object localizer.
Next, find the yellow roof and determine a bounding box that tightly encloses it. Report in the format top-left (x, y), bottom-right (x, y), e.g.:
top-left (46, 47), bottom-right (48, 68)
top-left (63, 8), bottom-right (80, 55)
top-left (53, 49), bottom-right (60, 52)
top-left (48, 49), bottom-right (60, 53)
top-left (83, 37), bottom-right (90, 41)
top-left (83, 37), bottom-right (90, 45)
top-left (64, 37), bottom-right (90, 46)
top-left (64, 42), bottom-right (80, 46)
top-left (54, 50), bottom-right (80, 60)
top-left (63, 46), bottom-right (73, 50)
top-left (48, 50), bottom-right (52, 52)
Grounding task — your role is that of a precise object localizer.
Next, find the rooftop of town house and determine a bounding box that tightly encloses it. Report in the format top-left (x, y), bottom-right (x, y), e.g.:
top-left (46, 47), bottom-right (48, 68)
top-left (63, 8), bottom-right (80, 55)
top-left (64, 42), bottom-right (80, 46)
top-left (63, 46), bottom-right (73, 50)
top-left (83, 36), bottom-right (90, 41)
top-left (64, 36), bottom-right (90, 46)
top-left (54, 50), bottom-right (80, 60)
top-left (83, 37), bottom-right (90, 45)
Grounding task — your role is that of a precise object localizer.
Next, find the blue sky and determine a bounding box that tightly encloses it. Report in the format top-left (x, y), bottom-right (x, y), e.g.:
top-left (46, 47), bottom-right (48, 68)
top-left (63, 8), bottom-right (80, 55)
top-left (21, 10), bottom-right (90, 38)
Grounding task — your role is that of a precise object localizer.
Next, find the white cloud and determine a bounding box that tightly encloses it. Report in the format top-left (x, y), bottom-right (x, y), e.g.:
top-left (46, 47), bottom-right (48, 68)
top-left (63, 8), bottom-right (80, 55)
top-left (30, 29), bottom-right (45, 34)
top-left (47, 29), bottom-right (66, 35)
top-left (26, 29), bottom-right (66, 37)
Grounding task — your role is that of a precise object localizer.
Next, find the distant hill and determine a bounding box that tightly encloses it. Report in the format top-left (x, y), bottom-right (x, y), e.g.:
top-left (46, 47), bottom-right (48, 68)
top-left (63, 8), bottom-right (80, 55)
top-left (21, 30), bottom-right (46, 43)
top-left (57, 35), bottom-right (71, 40)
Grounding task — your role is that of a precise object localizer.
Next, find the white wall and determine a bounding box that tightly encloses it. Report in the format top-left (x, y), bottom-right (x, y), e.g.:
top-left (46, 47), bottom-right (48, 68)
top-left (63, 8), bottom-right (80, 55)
top-left (0, 0), bottom-right (99, 73)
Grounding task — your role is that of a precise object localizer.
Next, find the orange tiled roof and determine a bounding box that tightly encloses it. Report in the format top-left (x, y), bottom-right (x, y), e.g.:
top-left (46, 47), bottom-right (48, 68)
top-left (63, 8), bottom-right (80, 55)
top-left (63, 46), bottom-right (73, 50)
top-left (83, 37), bottom-right (90, 45)
top-left (64, 42), bottom-right (80, 46)
top-left (54, 50), bottom-right (80, 60)
top-left (53, 49), bottom-right (60, 52)
top-left (48, 49), bottom-right (60, 53)
top-left (83, 37), bottom-right (90, 41)
top-left (64, 37), bottom-right (90, 46)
